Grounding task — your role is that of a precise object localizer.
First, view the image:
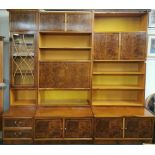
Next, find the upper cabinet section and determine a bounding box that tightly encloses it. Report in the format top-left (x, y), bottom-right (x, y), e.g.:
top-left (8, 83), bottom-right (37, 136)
top-left (39, 13), bottom-right (65, 31)
top-left (39, 11), bottom-right (92, 32)
top-left (94, 12), bottom-right (148, 32)
top-left (10, 10), bottom-right (38, 31)
top-left (66, 13), bottom-right (92, 32)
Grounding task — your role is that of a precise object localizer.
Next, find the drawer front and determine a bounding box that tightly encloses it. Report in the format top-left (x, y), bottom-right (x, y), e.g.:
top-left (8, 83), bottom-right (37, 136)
top-left (95, 118), bottom-right (123, 138)
top-left (4, 130), bottom-right (32, 138)
top-left (3, 140), bottom-right (33, 144)
top-left (35, 119), bottom-right (63, 138)
top-left (64, 118), bottom-right (92, 138)
top-left (125, 118), bottom-right (153, 138)
top-left (4, 118), bottom-right (33, 127)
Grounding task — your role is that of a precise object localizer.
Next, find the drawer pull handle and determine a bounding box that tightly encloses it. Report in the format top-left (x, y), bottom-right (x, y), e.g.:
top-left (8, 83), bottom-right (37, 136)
top-left (64, 128), bottom-right (67, 130)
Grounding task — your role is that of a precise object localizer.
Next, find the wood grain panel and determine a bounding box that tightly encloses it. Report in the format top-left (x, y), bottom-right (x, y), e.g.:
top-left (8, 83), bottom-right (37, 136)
top-left (35, 119), bottom-right (63, 138)
top-left (67, 13), bottom-right (92, 32)
top-left (125, 118), bottom-right (153, 138)
top-left (94, 33), bottom-right (119, 60)
top-left (120, 32), bottom-right (146, 60)
top-left (95, 118), bottom-right (123, 138)
top-left (64, 119), bottom-right (92, 138)
top-left (10, 11), bottom-right (38, 31)
top-left (39, 13), bottom-right (65, 31)
top-left (39, 62), bottom-right (90, 88)
top-left (3, 140), bottom-right (33, 144)
top-left (4, 118), bottom-right (33, 127)
top-left (4, 130), bottom-right (32, 138)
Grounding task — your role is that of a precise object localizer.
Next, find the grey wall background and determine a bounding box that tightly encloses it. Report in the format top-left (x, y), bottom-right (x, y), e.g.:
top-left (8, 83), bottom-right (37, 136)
top-left (0, 10), bottom-right (9, 111)
top-left (0, 9), bottom-right (155, 111)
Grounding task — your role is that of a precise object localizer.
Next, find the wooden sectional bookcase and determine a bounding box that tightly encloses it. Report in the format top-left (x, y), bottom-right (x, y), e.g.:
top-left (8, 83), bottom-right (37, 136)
top-left (2, 10), bottom-right (155, 144)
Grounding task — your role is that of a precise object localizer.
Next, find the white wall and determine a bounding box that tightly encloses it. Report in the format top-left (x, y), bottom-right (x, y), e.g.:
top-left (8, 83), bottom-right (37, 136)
top-left (145, 28), bottom-right (155, 98)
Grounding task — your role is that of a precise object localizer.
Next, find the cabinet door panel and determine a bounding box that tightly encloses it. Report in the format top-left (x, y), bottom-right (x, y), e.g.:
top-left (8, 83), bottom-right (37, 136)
top-left (35, 119), bottom-right (63, 138)
top-left (125, 118), bottom-right (153, 138)
top-left (39, 62), bottom-right (90, 88)
top-left (10, 11), bottom-right (37, 31)
top-left (120, 32), bottom-right (146, 60)
top-left (39, 13), bottom-right (65, 31)
top-left (65, 119), bottom-right (92, 138)
top-left (95, 118), bottom-right (123, 138)
top-left (67, 13), bottom-right (92, 32)
top-left (94, 33), bottom-right (119, 60)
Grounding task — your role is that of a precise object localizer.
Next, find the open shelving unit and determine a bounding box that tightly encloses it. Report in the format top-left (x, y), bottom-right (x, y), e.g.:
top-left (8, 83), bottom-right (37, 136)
top-left (92, 12), bottom-right (147, 107)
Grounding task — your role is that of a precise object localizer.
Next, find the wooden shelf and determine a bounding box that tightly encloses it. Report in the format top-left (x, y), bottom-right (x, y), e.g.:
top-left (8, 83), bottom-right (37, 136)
top-left (39, 100), bottom-right (89, 106)
top-left (39, 47), bottom-right (92, 49)
top-left (39, 88), bottom-right (90, 90)
top-left (93, 71), bottom-right (144, 75)
top-left (92, 100), bottom-right (143, 106)
top-left (93, 60), bottom-right (145, 62)
top-left (39, 31), bottom-right (92, 34)
top-left (11, 100), bottom-right (36, 105)
top-left (92, 85), bottom-right (144, 90)
top-left (39, 60), bottom-right (91, 63)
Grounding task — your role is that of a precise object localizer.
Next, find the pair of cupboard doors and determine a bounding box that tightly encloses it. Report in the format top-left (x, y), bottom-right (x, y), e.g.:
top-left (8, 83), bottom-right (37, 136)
top-left (94, 32), bottom-right (146, 60)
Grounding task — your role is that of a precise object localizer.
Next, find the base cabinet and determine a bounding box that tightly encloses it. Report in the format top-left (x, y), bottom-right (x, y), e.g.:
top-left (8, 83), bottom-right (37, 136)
top-left (94, 117), bottom-right (154, 144)
top-left (34, 118), bottom-right (93, 144)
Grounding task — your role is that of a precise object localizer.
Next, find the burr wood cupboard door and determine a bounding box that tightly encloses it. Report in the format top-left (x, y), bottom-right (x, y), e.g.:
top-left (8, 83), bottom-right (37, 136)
top-left (94, 33), bottom-right (119, 60)
top-left (35, 119), bottom-right (63, 138)
top-left (95, 118), bottom-right (123, 138)
top-left (67, 13), bottom-right (92, 32)
top-left (10, 11), bottom-right (38, 31)
top-left (124, 118), bottom-right (153, 138)
top-left (120, 32), bottom-right (146, 60)
top-left (39, 62), bottom-right (90, 88)
top-left (39, 13), bottom-right (65, 31)
top-left (64, 119), bottom-right (92, 138)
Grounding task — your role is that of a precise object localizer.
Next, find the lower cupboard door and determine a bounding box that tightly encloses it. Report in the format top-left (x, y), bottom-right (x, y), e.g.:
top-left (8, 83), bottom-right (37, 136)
top-left (64, 119), bottom-right (92, 138)
top-left (95, 118), bottom-right (123, 138)
top-left (125, 118), bottom-right (153, 138)
top-left (35, 119), bottom-right (63, 138)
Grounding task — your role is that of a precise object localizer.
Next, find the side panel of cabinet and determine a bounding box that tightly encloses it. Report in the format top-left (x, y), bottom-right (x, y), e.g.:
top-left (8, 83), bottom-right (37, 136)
top-left (120, 32), bottom-right (146, 60)
top-left (94, 33), bottom-right (119, 60)
top-left (125, 117), bottom-right (153, 138)
top-left (67, 13), bottom-right (92, 32)
top-left (39, 13), bottom-right (65, 31)
top-left (64, 119), bottom-right (92, 138)
top-left (10, 11), bottom-right (38, 31)
top-left (39, 62), bottom-right (90, 88)
top-left (94, 118), bottom-right (123, 138)
top-left (35, 119), bottom-right (63, 138)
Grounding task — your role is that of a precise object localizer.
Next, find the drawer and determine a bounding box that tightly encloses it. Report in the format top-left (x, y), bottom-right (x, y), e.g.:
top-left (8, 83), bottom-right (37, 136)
top-left (64, 118), bottom-right (92, 138)
top-left (4, 129), bottom-right (32, 138)
top-left (3, 140), bottom-right (33, 144)
top-left (4, 118), bottom-right (33, 127)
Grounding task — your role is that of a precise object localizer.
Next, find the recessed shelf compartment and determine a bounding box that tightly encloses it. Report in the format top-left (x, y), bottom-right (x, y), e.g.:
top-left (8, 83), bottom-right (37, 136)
top-left (93, 62), bottom-right (145, 73)
top-left (38, 90), bottom-right (90, 106)
top-left (10, 89), bottom-right (37, 105)
top-left (39, 49), bottom-right (91, 61)
top-left (92, 90), bottom-right (144, 106)
top-left (39, 33), bottom-right (92, 48)
top-left (92, 75), bottom-right (144, 88)
top-left (94, 13), bottom-right (147, 32)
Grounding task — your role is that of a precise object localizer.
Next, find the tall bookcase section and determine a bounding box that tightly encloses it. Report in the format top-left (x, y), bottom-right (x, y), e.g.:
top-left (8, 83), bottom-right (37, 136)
top-left (9, 10), bottom-right (38, 106)
top-left (92, 12), bottom-right (147, 106)
top-left (38, 11), bottom-right (93, 106)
